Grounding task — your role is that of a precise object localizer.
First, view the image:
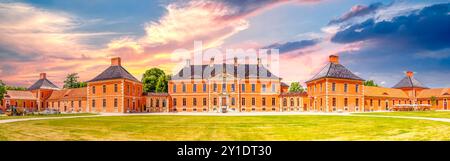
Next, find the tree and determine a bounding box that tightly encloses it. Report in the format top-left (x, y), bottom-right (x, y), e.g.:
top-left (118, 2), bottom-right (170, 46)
top-left (364, 80), bottom-right (379, 87)
top-left (5, 86), bottom-right (27, 91)
top-left (0, 80), bottom-right (6, 105)
top-left (77, 82), bottom-right (87, 88)
top-left (431, 96), bottom-right (437, 106)
top-left (63, 73), bottom-right (81, 89)
top-left (142, 68), bottom-right (166, 93)
top-left (155, 75), bottom-right (169, 93)
top-left (289, 82), bottom-right (304, 92)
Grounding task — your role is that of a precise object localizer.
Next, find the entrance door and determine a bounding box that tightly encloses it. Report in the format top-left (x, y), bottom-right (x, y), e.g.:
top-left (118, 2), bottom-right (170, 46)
top-left (221, 97), bottom-right (227, 113)
top-left (385, 100), bottom-right (389, 111)
top-left (444, 99), bottom-right (448, 110)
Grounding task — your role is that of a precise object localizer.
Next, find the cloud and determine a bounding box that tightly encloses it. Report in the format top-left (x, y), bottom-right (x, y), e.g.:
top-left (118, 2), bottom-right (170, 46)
top-left (0, 3), bottom-right (117, 60)
top-left (264, 39), bottom-right (320, 54)
top-left (0, 2), bottom-right (117, 86)
top-left (279, 2), bottom-right (450, 87)
top-left (328, 2), bottom-right (386, 25)
top-left (108, 0), bottom-right (323, 74)
top-left (331, 3), bottom-right (450, 51)
top-left (1, 1), bottom-right (322, 87)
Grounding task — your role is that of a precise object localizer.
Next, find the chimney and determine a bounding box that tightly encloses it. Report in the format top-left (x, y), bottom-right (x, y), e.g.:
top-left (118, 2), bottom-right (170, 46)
top-left (209, 57), bottom-right (214, 67)
top-left (329, 55), bottom-right (339, 64)
top-left (111, 57), bottom-right (121, 66)
top-left (40, 73), bottom-right (47, 79)
top-left (234, 57), bottom-right (238, 67)
top-left (406, 71), bottom-right (414, 77)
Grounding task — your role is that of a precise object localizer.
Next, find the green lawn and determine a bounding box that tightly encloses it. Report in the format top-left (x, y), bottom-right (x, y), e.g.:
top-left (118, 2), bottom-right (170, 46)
top-left (0, 113), bottom-right (97, 120)
top-left (352, 111), bottom-right (450, 119)
top-left (0, 115), bottom-right (449, 141)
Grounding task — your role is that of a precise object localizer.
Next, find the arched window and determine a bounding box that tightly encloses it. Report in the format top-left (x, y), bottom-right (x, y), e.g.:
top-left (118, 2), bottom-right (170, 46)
top-left (283, 98), bottom-right (287, 106)
top-left (290, 98), bottom-right (294, 106)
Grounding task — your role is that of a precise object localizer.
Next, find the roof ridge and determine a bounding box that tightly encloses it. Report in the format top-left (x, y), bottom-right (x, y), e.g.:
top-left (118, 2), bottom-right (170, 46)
top-left (325, 63), bottom-right (332, 78)
top-left (408, 76), bottom-right (414, 88)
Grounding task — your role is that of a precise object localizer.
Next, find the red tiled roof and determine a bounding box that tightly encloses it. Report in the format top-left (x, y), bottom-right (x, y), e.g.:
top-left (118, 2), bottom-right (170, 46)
top-left (364, 86), bottom-right (409, 98)
top-left (417, 88), bottom-right (450, 98)
top-left (48, 88), bottom-right (87, 100)
top-left (4, 90), bottom-right (36, 100)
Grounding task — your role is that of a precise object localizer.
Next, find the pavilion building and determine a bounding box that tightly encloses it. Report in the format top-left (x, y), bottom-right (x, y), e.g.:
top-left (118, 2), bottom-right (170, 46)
top-left (1, 55), bottom-right (449, 113)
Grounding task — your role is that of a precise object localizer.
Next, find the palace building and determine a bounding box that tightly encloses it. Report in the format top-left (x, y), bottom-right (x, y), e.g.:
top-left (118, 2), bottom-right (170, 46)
top-left (1, 55), bottom-right (449, 113)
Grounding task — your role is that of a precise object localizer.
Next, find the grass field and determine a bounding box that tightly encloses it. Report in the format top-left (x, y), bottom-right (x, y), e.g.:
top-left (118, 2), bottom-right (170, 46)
top-left (0, 113), bottom-right (97, 120)
top-left (0, 113), bottom-right (449, 141)
top-left (352, 111), bottom-right (450, 118)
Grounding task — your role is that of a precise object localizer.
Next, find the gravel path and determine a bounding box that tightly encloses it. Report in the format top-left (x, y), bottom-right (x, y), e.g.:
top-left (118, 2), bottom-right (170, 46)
top-left (1, 112), bottom-right (450, 124)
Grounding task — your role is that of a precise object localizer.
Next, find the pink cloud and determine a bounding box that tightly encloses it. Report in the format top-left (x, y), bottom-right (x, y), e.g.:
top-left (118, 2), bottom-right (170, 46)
top-left (0, 0), bottom-right (324, 87)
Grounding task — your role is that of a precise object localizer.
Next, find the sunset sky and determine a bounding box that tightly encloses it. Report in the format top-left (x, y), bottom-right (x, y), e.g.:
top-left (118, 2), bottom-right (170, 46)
top-left (0, 0), bottom-right (449, 88)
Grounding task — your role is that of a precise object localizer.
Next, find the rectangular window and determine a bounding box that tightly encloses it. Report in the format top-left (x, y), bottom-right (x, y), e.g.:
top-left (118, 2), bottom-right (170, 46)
top-left (71, 101), bottom-right (74, 108)
top-left (213, 83), bottom-right (217, 92)
top-left (241, 84), bottom-right (246, 92)
top-left (332, 83), bottom-right (336, 92)
top-left (272, 84), bottom-right (275, 92)
top-left (378, 100), bottom-right (381, 106)
top-left (203, 84), bottom-right (207, 92)
top-left (332, 98), bottom-right (336, 107)
top-left (203, 98), bottom-right (207, 106)
top-left (370, 99), bottom-right (373, 106)
top-left (79, 100), bottom-right (81, 108)
top-left (355, 84), bottom-right (359, 93)
top-left (182, 84), bottom-right (186, 92)
top-left (173, 84), bottom-right (177, 93)
top-left (103, 99), bottom-right (106, 108)
top-left (231, 97), bottom-right (235, 106)
top-left (193, 98), bottom-right (197, 106)
top-left (213, 98), bottom-right (217, 106)
top-left (252, 97), bottom-right (256, 106)
top-left (114, 98), bottom-right (118, 108)
top-left (344, 84), bottom-right (348, 93)
top-left (262, 84), bottom-right (266, 92)
top-left (103, 85), bottom-right (106, 93)
top-left (262, 97), bottom-right (266, 106)
top-left (242, 98), bottom-right (245, 106)
top-left (173, 98), bottom-right (177, 106)
top-left (127, 85), bottom-right (130, 94)
top-left (193, 84), bottom-right (197, 92)
top-left (92, 100), bottom-right (96, 108)
top-left (231, 84), bottom-right (235, 92)
top-left (182, 98), bottom-right (186, 106)
top-left (251, 84), bottom-right (256, 92)
top-left (272, 98), bottom-right (276, 106)
top-left (114, 84), bottom-right (118, 92)
top-left (222, 84), bottom-right (226, 92)
top-left (92, 86), bottom-right (96, 94)
top-left (344, 98), bottom-right (348, 107)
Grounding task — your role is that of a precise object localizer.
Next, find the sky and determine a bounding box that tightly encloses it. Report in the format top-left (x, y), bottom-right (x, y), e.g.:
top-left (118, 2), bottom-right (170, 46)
top-left (0, 0), bottom-right (449, 88)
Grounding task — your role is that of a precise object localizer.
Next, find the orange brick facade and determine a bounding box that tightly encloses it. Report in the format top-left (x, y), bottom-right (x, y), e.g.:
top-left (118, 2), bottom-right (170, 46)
top-left (1, 56), bottom-right (449, 113)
